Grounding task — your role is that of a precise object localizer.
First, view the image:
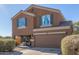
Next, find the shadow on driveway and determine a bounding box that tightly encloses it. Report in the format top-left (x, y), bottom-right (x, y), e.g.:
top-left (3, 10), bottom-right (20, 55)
top-left (18, 46), bottom-right (61, 55)
top-left (0, 51), bottom-right (22, 55)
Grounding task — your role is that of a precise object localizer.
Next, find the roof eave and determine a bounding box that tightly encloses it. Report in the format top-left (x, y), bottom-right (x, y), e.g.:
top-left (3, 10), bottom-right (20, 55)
top-left (11, 11), bottom-right (35, 20)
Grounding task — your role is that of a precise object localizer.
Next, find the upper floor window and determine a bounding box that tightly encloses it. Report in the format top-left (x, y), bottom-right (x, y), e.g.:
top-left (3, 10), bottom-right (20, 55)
top-left (17, 17), bottom-right (27, 29)
top-left (40, 15), bottom-right (52, 27)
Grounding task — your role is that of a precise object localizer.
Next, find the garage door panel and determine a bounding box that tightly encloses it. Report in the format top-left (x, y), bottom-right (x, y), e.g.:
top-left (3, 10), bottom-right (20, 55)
top-left (34, 34), bottom-right (66, 48)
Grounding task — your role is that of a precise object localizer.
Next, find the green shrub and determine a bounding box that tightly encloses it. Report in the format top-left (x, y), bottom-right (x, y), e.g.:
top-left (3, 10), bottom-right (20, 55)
top-left (0, 40), bottom-right (5, 51)
top-left (0, 38), bottom-right (15, 52)
top-left (61, 35), bottom-right (79, 55)
top-left (73, 31), bottom-right (79, 34)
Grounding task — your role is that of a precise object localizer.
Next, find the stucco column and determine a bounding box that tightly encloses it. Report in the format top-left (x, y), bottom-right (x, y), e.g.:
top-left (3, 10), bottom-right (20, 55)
top-left (30, 36), bottom-right (35, 47)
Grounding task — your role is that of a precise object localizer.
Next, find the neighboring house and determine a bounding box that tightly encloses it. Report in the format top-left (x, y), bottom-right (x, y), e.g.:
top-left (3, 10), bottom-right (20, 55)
top-left (12, 5), bottom-right (73, 48)
top-left (73, 25), bottom-right (79, 31)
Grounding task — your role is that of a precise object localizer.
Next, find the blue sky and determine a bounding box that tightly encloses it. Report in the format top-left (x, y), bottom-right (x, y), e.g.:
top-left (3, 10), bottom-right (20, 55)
top-left (0, 4), bottom-right (79, 36)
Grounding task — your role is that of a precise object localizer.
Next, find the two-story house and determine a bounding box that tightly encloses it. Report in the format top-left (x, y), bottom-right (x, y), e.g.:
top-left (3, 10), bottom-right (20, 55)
top-left (12, 5), bottom-right (73, 48)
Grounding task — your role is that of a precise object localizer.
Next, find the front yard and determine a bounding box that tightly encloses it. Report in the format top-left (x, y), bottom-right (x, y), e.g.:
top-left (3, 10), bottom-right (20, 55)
top-left (0, 38), bottom-right (60, 55)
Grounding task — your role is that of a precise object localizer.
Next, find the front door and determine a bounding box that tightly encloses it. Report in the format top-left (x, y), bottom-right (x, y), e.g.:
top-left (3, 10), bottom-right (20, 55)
top-left (21, 35), bottom-right (31, 46)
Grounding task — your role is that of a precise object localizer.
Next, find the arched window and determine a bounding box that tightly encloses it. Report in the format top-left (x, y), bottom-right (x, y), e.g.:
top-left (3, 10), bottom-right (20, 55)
top-left (17, 17), bottom-right (27, 29)
top-left (41, 15), bottom-right (52, 27)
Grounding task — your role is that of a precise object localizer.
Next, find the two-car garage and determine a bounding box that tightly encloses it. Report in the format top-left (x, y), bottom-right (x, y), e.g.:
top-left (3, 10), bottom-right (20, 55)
top-left (33, 32), bottom-right (66, 48)
top-left (32, 26), bottom-right (72, 48)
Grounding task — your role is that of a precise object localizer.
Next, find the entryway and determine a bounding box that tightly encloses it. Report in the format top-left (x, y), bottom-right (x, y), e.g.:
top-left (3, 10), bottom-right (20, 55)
top-left (20, 35), bottom-right (31, 47)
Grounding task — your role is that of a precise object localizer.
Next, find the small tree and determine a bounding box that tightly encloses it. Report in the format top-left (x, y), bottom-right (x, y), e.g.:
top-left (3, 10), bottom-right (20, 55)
top-left (4, 36), bottom-right (12, 39)
top-left (0, 36), bottom-right (3, 38)
top-left (74, 21), bottom-right (79, 26)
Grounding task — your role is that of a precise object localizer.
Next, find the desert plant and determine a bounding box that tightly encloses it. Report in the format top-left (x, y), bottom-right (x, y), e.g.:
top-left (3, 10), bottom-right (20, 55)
top-left (61, 35), bottom-right (79, 55)
top-left (5, 39), bottom-right (15, 51)
top-left (0, 39), bottom-right (15, 52)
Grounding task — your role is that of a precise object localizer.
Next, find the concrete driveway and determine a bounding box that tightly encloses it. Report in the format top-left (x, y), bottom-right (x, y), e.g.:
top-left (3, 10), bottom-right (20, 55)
top-left (0, 46), bottom-right (60, 55)
top-left (14, 46), bottom-right (60, 55)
